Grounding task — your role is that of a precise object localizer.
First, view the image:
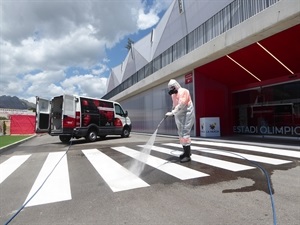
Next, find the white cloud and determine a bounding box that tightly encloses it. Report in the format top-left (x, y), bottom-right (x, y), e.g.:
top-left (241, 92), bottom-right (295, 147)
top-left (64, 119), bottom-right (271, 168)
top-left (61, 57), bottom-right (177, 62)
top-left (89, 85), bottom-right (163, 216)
top-left (24, 70), bottom-right (66, 98)
top-left (60, 74), bottom-right (107, 98)
top-left (138, 0), bottom-right (172, 30)
top-left (137, 8), bottom-right (160, 30)
top-left (0, 0), bottom-right (171, 103)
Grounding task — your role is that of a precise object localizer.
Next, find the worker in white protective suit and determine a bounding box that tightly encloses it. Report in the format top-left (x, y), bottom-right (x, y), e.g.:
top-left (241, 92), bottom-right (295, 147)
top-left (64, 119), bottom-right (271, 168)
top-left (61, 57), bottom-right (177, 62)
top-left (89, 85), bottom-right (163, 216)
top-left (165, 79), bottom-right (195, 163)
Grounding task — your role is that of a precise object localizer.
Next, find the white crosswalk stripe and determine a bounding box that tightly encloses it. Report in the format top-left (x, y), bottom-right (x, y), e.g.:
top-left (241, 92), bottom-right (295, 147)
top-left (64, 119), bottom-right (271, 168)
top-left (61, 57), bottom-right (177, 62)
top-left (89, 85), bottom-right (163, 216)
top-left (112, 146), bottom-right (209, 179)
top-left (24, 152), bottom-right (71, 207)
top-left (164, 143), bottom-right (292, 165)
top-left (141, 145), bottom-right (255, 172)
top-left (192, 140), bottom-right (300, 158)
top-left (0, 155), bottom-right (31, 184)
top-left (82, 149), bottom-right (150, 192)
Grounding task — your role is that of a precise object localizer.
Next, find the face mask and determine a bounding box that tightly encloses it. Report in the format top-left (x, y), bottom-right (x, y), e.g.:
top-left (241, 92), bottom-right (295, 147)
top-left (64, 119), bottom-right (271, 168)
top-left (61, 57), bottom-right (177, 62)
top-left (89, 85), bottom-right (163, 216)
top-left (168, 87), bottom-right (178, 95)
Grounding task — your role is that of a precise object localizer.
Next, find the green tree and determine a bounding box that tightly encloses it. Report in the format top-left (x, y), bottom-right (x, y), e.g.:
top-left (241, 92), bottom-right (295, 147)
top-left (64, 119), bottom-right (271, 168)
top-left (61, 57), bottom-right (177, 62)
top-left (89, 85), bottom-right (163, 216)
top-left (3, 121), bottom-right (6, 135)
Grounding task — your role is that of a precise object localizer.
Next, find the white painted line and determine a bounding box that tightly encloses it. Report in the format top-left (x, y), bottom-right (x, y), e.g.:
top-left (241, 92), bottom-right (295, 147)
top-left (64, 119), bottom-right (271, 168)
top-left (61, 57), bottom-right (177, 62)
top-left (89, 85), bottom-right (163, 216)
top-left (82, 149), bottom-right (149, 192)
top-left (149, 145), bottom-right (254, 172)
top-left (0, 155), bottom-right (31, 184)
top-left (192, 141), bottom-right (300, 158)
top-left (25, 152), bottom-right (71, 207)
top-left (165, 143), bottom-right (292, 165)
top-left (112, 146), bottom-right (209, 180)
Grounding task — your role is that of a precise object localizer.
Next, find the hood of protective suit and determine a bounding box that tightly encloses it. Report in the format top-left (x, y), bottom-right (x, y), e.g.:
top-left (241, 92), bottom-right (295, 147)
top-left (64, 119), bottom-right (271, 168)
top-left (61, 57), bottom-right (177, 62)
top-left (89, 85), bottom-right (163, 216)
top-left (168, 79), bottom-right (181, 90)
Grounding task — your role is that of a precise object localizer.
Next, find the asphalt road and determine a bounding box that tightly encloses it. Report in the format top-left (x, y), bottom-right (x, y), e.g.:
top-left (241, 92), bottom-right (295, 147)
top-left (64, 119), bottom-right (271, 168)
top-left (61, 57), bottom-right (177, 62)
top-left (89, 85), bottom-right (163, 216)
top-left (0, 133), bottom-right (299, 225)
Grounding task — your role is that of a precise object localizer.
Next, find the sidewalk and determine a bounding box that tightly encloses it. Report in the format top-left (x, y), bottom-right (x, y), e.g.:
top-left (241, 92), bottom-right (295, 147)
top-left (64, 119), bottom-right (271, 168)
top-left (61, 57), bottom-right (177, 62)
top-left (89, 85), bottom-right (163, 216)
top-left (193, 135), bottom-right (300, 150)
top-left (151, 132), bottom-right (300, 150)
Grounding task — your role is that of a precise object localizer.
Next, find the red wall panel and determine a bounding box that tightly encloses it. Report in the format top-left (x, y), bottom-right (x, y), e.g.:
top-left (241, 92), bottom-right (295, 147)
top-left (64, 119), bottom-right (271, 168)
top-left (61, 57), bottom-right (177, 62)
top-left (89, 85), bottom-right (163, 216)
top-left (10, 115), bottom-right (36, 135)
top-left (194, 73), bottom-right (232, 136)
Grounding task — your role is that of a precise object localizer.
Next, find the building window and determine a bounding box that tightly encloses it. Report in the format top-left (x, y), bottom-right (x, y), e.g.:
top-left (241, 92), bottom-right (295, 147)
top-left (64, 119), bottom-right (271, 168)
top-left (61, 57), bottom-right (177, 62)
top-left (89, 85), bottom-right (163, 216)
top-left (178, 0), bottom-right (184, 14)
top-left (233, 81), bottom-right (300, 137)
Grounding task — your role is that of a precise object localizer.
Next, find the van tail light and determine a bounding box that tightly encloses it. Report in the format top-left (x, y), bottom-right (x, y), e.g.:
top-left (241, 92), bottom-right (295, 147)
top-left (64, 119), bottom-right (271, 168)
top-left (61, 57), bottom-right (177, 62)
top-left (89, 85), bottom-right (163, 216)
top-left (75, 111), bottom-right (80, 126)
top-left (63, 115), bottom-right (76, 128)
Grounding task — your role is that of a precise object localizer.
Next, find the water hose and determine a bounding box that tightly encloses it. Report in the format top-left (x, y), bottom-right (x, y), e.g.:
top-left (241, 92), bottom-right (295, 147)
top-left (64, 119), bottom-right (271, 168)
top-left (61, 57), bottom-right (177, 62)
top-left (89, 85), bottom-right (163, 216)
top-left (4, 139), bottom-right (74, 225)
top-left (197, 148), bottom-right (277, 225)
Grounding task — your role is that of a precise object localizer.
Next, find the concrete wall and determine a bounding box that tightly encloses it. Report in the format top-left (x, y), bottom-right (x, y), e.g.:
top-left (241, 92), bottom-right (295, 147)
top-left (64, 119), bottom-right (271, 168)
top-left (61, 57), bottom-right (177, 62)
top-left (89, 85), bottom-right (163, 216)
top-left (111, 0), bottom-right (299, 104)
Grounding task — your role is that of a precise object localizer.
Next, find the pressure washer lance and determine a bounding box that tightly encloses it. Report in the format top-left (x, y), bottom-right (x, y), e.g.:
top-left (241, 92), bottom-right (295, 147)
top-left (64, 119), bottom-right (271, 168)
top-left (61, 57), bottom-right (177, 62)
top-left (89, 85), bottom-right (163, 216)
top-left (157, 115), bottom-right (167, 129)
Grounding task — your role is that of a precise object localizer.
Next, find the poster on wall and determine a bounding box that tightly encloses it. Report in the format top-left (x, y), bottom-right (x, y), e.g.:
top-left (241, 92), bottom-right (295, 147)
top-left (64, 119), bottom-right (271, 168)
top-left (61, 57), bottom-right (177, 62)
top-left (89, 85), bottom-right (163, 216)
top-left (185, 73), bottom-right (193, 84)
top-left (200, 117), bottom-right (220, 137)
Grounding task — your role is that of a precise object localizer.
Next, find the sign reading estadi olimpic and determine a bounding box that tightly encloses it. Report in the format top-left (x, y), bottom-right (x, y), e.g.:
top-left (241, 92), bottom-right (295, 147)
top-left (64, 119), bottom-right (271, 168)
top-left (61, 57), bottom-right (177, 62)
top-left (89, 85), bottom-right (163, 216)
top-left (233, 126), bottom-right (300, 136)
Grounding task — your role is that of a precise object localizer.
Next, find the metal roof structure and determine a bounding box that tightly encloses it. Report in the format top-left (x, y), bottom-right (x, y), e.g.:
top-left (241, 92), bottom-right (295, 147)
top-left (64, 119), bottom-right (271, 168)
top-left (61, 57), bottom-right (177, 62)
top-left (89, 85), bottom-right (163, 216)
top-left (105, 0), bottom-right (300, 102)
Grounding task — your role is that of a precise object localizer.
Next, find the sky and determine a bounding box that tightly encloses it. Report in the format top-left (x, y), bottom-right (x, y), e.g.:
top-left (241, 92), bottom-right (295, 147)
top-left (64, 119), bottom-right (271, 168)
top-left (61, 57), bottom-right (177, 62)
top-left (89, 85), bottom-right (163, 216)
top-left (0, 0), bottom-right (172, 103)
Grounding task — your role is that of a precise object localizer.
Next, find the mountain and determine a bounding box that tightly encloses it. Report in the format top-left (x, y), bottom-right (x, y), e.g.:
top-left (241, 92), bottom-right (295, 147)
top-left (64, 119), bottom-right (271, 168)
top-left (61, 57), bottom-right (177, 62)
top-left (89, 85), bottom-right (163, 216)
top-left (0, 95), bottom-right (35, 109)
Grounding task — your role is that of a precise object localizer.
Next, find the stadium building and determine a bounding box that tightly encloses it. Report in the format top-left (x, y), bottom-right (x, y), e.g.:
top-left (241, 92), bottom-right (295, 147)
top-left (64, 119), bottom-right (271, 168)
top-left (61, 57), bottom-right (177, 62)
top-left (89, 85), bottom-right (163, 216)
top-left (104, 0), bottom-right (300, 139)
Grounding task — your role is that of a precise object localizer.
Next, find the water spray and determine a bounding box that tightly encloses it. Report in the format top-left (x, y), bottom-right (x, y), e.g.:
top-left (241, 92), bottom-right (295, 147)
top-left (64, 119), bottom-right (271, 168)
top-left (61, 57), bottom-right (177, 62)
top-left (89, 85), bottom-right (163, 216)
top-left (129, 116), bottom-right (167, 176)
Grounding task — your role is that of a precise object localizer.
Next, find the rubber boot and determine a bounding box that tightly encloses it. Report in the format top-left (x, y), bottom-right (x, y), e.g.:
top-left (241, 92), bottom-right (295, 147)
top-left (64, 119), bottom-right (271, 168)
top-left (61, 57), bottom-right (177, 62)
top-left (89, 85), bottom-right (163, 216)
top-left (179, 146), bottom-right (191, 159)
top-left (180, 146), bottom-right (191, 163)
top-left (179, 146), bottom-right (185, 159)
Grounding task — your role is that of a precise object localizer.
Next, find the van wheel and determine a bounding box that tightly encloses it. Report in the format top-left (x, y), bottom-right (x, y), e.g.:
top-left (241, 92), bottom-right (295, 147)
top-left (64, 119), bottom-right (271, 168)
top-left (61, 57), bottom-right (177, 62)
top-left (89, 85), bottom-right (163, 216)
top-left (59, 135), bottom-right (71, 143)
top-left (121, 127), bottom-right (130, 138)
top-left (86, 129), bottom-right (97, 142)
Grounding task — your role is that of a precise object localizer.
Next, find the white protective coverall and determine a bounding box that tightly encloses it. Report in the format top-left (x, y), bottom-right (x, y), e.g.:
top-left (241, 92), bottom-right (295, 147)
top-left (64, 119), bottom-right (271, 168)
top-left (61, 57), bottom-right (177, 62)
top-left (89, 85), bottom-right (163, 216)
top-left (166, 79), bottom-right (195, 147)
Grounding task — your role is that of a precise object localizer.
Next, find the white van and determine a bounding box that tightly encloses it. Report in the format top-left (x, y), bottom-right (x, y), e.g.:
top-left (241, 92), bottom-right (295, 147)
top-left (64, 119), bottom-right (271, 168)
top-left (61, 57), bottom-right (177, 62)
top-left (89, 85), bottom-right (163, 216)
top-left (36, 94), bottom-right (131, 143)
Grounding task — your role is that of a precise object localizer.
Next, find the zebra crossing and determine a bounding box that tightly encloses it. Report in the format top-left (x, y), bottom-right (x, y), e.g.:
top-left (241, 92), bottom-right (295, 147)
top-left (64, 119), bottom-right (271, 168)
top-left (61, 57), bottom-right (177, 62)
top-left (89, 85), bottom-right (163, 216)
top-left (82, 148), bottom-right (150, 192)
top-left (112, 146), bottom-right (209, 179)
top-left (142, 145), bottom-right (254, 172)
top-left (0, 155), bottom-right (31, 184)
top-left (24, 152), bottom-right (71, 207)
top-left (0, 141), bottom-right (298, 208)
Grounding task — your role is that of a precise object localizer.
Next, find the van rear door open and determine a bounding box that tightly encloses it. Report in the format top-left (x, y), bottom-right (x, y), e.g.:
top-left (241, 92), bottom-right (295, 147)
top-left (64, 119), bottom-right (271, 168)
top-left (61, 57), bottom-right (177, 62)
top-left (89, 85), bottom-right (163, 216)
top-left (51, 95), bottom-right (76, 134)
top-left (62, 94), bottom-right (76, 130)
top-left (36, 97), bottom-right (51, 133)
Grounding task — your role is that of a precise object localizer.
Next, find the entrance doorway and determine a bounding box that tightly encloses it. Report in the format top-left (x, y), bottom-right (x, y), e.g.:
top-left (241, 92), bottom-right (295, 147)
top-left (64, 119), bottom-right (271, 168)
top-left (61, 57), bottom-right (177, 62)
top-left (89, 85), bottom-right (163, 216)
top-left (233, 80), bottom-right (300, 138)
